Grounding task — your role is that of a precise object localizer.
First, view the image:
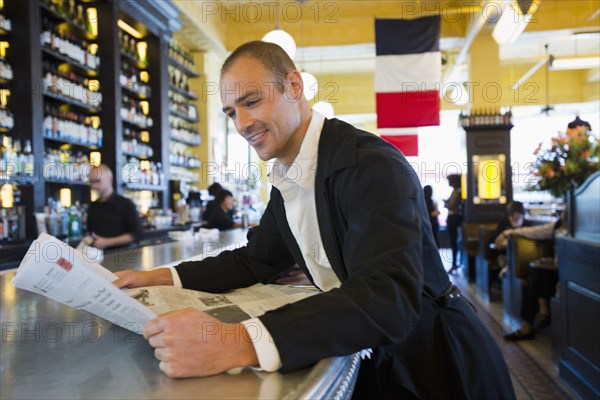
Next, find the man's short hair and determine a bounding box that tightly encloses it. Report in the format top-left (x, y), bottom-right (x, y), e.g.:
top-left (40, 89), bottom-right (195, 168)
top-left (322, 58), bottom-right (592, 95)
top-left (221, 41), bottom-right (297, 92)
top-left (208, 182), bottom-right (223, 196)
top-left (507, 201), bottom-right (525, 216)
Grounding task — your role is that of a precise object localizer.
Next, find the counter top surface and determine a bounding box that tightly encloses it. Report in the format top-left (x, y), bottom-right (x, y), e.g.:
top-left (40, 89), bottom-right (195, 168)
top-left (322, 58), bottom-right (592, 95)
top-left (0, 229), bottom-right (360, 399)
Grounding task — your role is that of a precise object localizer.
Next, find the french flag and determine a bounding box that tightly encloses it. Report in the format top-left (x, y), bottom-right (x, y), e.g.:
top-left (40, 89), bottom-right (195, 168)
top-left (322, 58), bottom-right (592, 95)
top-left (375, 16), bottom-right (441, 156)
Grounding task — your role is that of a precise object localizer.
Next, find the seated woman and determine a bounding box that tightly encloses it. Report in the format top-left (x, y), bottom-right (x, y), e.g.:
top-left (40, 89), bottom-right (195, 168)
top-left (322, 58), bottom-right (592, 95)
top-left (206, 190), bottom-right (242, 231)
top-left (494, 211), bottom-right (565, 340)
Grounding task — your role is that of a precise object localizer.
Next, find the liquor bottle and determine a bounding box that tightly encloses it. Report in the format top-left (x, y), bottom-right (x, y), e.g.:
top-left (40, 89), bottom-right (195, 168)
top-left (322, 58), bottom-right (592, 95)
top-left (24, 140), bottom-right (34, 177)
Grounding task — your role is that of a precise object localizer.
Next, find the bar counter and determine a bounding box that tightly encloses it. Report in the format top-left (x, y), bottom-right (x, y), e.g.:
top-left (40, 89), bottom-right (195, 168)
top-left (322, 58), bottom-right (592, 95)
top-left (1, 229), bottom-right (360, 399)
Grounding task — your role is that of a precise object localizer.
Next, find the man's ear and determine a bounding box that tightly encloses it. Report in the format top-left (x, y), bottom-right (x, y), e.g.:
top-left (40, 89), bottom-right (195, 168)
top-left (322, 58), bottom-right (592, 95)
top-left (286, 70), bottom-right (304, 101)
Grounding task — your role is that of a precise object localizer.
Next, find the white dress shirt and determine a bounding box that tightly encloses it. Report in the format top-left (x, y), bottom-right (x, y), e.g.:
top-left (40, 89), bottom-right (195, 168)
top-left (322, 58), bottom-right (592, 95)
top-left (170, 111), bottom-right (341, 372)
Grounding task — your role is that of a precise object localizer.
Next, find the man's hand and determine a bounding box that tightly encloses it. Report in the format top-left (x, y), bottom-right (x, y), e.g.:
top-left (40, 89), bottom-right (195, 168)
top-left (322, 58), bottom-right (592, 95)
top-left (91, 233), bottom-right (112, 250)
top-left (113, 269), bottom-right (174, 288)
top-left (494, 231), bottom-right (509, 250)
top-left (144, 307), bottom-right (259, 378)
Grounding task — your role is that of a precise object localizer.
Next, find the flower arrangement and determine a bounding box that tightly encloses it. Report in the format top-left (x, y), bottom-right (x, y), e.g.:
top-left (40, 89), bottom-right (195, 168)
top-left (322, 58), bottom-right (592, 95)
top-left (532, 118), bottom-right (599, 198)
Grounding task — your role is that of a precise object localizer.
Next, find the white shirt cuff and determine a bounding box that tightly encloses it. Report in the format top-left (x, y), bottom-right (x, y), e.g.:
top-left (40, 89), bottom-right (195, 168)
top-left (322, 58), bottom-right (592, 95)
top-left (241, 318), bottom-right (282, 372)
top-left (168, 267), bottom-right (182, 288)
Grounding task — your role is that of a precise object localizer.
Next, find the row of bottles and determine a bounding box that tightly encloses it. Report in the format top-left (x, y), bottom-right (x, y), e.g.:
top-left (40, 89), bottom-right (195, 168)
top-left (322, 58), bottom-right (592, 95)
top-left (122, 157), bottom-right (164, 186)
top-left (169, 115), bottom-right (201, 145)
top-left (45, 198), bottom-right (86, 240)
top-left (168, 65), bottom-right (196, 97)
top-left (168, 91), bottom-right (198, 121)
top-left (0, 106), bottom-right (13, 130)
top-left (123, 127), bottom-right (152, 157)
top-left (459, 108), bottom-right (513, 128)
top-left (41, 0), bottom-right (93, 35)
top-left (119, 30), bottom-right (146, 65)
top-left (168, 39), bottom-right (195, 70)
top-left (43, 104), bottom-right (102, 146)
top-left (120, 63), bottom-right (151, 97)
top-left (0, 203), bottom-right (26, 242)
top-left (40, 18), bottom-right (100, 70)
top-left (44, 148), bottom-right (91, 182)
top-left (170, 165), bottom-right (198, 183)
top-left (0, 1), bottom-right (11, 32)
top-left (0, 59), bottom-right (13, 80)
top-left (0, 135), bottom-right (34, 176)
top-left (120, 94), bottom-right (153, 127)
top-left (122, 139), bottom-right (153, 158)
top-left (169, 150), bottom-right (201, 168)
top-left (43, 61), bottom-right (102, 106)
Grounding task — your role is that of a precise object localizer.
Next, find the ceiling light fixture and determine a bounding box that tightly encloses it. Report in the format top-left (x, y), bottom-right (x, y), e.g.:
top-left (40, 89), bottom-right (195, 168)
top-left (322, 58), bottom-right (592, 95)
top-left (550, 57), bottom-right (600, 70)
top-left (117, 19), bottom-right (143, 39)
top-left (262, 0), bottom-right (296, 59)
top-left (492, 0), bottom-right (540, 45)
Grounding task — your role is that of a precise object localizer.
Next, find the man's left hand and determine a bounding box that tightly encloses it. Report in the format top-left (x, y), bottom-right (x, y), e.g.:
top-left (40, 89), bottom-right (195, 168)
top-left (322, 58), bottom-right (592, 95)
top-left (144, 307), bottom-right (259, 378)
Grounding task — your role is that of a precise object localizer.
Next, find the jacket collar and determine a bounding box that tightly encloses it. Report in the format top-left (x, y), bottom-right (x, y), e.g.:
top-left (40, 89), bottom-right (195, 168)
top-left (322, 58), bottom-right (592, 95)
top-left (317, 118), bottom-right (358, 178)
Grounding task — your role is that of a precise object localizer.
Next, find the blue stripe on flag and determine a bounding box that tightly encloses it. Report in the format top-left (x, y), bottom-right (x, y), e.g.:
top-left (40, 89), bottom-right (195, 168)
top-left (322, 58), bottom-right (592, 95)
top-left (375, 16), bottom-right (440, 56)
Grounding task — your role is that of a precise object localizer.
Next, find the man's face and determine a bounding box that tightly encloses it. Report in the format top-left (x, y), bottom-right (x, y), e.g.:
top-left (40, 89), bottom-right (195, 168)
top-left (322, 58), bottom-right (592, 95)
top-left (220, 56), bottom-right (303, 162)
top-left (509, 212), bottom-right (524, 228)
top-left (88, 168), bottom-right (111, 196)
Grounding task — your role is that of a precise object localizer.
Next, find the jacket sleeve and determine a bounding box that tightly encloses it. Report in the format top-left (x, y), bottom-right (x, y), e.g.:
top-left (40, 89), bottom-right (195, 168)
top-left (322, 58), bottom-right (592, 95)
top-left (175, 199), bottom-right (296, 293)
top-left (259, 149), bottom-right (425, 372)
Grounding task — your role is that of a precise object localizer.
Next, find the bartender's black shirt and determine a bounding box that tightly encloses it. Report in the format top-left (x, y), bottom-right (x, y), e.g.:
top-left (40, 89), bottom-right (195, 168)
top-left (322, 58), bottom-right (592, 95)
top-left (87, 193), bottom-right (142, 244)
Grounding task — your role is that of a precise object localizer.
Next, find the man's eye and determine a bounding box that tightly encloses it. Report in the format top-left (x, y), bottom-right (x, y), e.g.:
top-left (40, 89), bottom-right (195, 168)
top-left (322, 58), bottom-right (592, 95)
top-left (227, 111), bottom-right (236, 119)
top-left (247, 99), bottom-right (259, 107)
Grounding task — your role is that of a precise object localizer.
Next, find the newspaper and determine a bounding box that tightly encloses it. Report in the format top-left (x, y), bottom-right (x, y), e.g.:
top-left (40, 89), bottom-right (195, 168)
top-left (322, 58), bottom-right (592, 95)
top-left (12, 233), bottom-right (318, 334)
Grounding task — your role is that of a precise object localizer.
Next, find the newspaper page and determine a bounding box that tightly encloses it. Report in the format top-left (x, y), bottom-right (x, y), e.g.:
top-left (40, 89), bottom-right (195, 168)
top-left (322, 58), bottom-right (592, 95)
top-left (12, 233), bottom-right (320, 333)
top-left (124, 284), bottom-right (320, 323)
top-left (11, 233), bottom-right (156, 334)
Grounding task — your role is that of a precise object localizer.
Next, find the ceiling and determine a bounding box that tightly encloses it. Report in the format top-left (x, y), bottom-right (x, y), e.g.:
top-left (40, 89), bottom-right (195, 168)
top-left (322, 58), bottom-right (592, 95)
top-left (173, 0), bottom-right (600, 86)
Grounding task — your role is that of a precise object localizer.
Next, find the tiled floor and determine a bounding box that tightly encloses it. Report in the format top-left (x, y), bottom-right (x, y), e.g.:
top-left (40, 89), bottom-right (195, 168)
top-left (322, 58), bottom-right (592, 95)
top-left (439, 249), bottom-right (575, 400)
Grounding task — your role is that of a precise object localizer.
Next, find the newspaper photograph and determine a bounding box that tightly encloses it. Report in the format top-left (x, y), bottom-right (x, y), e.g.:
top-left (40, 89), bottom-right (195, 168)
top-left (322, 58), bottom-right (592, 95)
top-left (124, 284), bottom-right (320, 323)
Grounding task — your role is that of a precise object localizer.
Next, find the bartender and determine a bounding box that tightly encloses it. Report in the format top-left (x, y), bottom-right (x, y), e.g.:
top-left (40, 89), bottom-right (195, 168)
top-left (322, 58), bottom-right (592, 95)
top-left (86, 164), bottom-right (142, 250)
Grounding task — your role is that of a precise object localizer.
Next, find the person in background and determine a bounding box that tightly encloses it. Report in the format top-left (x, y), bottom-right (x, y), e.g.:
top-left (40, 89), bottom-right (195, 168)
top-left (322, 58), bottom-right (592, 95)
top-left (202, 182), bottom-right (223, 222)
top-left (87, 164), bottom-right (142, 250)
top-left (493, 201), bottom-right (531, 271)
top-left (206, 189), bottom-right (241, 231)
top-left (113, 41), bottom-right (514, 399)
top-left (494, 211), bottom-right (566, 340)
top-left (444, 174), bottom-right (462, 274)
top-left (423, 185), bottom-right (440, 247)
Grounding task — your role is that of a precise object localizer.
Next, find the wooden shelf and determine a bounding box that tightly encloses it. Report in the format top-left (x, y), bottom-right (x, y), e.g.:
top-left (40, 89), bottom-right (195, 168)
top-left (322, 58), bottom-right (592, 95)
top-left (170, 136), bottom-right (201, 146)
top-left (39, 3), bottom-right (97, 41)
top-left (44, 135), bottom-right (100, 150)
top-left (168, 84), bottom-right (197, 100)
top-left (43, 91), bottom-right (101, 112)
top-left (462, 124), bottom-right (514, 131)
top-left (123, 183), bottom-right (165, 191)
top-left (121, 117), bottom-right (151, 130)
top-left (169, 109), bottom-right (198, 123)
top-left (168, 57), bottom-right (199, 78)
top-left (120, 51), bottom-right (148, 70)
top-left (122, 151), bottom-right (150, 159)
top-left (0, 174), bottom-right (36, 185)
top-left (42, 47), bottom-right (98, 76)
top-left (121, 83), bottom-right (150, 100)
top-left (45, 178), bottom-right (90, 186)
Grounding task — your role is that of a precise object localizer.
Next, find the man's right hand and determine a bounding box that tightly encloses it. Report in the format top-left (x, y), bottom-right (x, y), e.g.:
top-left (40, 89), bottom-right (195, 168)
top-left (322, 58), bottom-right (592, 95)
top-left (113, 269), bottom-right (174, 289)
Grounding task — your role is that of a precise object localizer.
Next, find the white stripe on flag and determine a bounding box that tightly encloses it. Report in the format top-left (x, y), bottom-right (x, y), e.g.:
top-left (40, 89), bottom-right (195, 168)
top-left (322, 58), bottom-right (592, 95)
top-left (375, 52), bottom-right (441, 93)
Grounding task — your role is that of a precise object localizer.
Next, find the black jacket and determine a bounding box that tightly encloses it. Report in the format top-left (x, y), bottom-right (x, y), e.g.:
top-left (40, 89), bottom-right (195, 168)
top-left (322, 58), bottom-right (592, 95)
top-left (176, 118), bottom-right (514, 399)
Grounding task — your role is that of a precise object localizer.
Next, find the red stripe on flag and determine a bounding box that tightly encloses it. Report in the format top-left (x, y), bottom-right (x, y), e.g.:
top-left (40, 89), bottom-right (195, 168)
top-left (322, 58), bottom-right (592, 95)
top-left (381, 134), bottom-right (419, 157)
top-left (376, 91), bottom-right (440, 128)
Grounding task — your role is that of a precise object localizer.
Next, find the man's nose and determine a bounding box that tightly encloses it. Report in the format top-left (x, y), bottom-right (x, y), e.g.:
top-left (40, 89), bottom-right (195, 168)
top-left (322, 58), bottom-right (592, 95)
top-left (236, 109), bottom-right (253, 135)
